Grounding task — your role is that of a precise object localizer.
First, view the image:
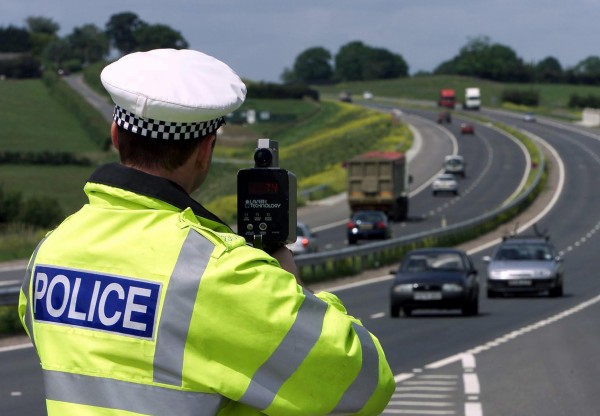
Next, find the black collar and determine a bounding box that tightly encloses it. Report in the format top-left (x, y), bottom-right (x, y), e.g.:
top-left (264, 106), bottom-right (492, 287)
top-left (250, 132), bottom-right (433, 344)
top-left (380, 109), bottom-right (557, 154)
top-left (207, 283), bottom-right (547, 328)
top-left (89, 163), bottom-right (231, 230)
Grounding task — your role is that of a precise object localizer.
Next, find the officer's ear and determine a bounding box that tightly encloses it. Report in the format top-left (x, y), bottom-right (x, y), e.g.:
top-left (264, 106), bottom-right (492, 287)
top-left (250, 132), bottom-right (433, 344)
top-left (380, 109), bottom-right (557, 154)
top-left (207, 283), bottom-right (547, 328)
top-left (195, 133), bottom-right (217, 170)
top-left (111, 122), bottom-right (119, 151)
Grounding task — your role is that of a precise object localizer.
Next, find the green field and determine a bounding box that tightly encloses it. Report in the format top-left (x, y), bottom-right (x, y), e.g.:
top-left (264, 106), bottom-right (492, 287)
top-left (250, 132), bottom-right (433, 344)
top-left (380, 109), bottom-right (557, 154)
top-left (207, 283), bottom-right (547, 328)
top-left (314, 74), bottom-right (600, 117)
top-left (2, 72), bottom-right (599, 231)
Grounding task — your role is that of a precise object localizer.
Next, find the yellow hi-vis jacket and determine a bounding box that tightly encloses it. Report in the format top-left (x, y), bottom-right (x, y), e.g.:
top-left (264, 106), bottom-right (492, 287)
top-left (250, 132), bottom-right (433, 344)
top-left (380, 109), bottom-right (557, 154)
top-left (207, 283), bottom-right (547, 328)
top-left (19, 163), bottom-right (395, 416)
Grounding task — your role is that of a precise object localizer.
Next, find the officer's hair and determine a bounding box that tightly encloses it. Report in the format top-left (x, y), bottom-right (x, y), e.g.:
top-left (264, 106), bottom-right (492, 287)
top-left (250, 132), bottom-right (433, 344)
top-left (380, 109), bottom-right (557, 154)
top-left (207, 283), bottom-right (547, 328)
top-left (115, 126), bottom-right (209, 171)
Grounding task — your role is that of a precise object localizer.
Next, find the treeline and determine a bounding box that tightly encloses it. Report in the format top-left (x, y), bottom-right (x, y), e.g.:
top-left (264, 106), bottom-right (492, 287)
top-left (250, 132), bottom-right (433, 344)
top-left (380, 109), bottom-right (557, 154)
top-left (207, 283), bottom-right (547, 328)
top-left (0, 184), bottom-right (64, 229)
top-left (0, 12), bottom-right (188, 78)
top-left (433, 36), bottom-right (600, 86)
top-left (0, 151), bottom-right (91, 166)
top-left (285, 35), bottom-right (600, 87)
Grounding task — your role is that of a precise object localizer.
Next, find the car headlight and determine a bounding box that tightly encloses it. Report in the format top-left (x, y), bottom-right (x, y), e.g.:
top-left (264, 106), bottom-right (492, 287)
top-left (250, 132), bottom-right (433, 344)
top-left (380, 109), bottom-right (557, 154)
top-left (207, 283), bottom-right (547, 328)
top-left (442, 283), bottom-right (464, 292)
top-left (535, 269), bottom-right (552, 278)
top-left (489, 270), bottom-right (502, 279)
top-left (393, 284), bottom-right (414, 293)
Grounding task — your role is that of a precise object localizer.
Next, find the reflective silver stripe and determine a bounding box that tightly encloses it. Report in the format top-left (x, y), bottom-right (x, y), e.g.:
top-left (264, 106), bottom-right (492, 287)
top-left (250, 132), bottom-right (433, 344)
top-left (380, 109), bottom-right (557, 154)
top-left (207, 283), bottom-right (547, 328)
top-left (44, 370), bottom-right (225, 415)
top-left (21, 236), bottom-right (49, 349)
top-left (332, 322), bottom-right (380, 413)
top-left (154, 230), bottom-right (213, 385)
top-left (240, 290), bottom-right (328, 410)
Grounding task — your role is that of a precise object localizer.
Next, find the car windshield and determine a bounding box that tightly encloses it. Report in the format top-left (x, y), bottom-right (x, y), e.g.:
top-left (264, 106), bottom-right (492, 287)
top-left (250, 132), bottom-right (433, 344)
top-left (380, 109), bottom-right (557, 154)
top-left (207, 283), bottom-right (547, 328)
top-left (403, 253), bottom-right (465, 272)
top-left (354, 212), bottom-right (384, 222)
top-left (296, 226), bottom-right (306, 236)
top-left (494, 244), bottom-right (553, 261)
top-left (446, 159), bottom-right (462, 166)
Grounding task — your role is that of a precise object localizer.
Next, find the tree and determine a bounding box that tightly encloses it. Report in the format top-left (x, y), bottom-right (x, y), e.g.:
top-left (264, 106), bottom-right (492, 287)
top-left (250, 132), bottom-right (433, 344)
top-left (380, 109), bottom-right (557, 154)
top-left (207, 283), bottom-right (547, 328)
top-left (26, 16), bottom-right (60, 57)
top-left (0, 25), bottom-right (31, 52)
top-left (361, 47), bottom-right (408, 80)
top-left (105, 12), bottom-right (146, 55)
top-left (25, 16), bottom-right (59, 35)
top-left (534, 56), bottom-right (563, 83)
top-left (334, 41), bottom-right (408, 81)
top-left (287, 46), bottom-right (333, 83)
top-left (133, 24), bottom-right (188, 51)
top-left (569, 56), bottom-right (600, 84)
top-left (435, 36), bottom-right (530, 82)
top-left (334, 41), bottom-right (365, 81)
top-left (66, 24), bottom-right (109, 65)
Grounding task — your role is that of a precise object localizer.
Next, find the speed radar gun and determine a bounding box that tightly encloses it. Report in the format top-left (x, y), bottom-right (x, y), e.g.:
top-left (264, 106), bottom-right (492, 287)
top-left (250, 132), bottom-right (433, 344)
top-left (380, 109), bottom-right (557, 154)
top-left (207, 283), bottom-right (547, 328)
top-left (237, 139), bottom-right (297, 252)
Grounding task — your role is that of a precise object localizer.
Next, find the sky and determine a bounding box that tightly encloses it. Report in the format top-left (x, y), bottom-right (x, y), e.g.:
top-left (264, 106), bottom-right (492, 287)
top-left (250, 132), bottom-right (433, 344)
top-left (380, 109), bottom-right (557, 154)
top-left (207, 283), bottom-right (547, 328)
top-left (2, 0), bottom-right (600, 82)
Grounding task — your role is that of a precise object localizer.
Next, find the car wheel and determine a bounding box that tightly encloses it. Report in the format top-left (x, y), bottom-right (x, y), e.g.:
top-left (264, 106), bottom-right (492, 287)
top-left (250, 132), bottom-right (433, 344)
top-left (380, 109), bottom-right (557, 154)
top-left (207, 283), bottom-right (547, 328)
top-left (401, 307), bottom-right (412, 317)
top-left (348, 237), bottom-right (357, 245)
top-left (462, 297), bottom-right (479, 316)
top-left (454, 190), bottom-right (459, 196)
top-left (433, 191), bottom-right (437, 196)
top-left (487, 289), bottom-right (498, 298)
top-left (390, 303), bottom-right (400, 318)
top-left (549, 282), bottom-right (563, 297)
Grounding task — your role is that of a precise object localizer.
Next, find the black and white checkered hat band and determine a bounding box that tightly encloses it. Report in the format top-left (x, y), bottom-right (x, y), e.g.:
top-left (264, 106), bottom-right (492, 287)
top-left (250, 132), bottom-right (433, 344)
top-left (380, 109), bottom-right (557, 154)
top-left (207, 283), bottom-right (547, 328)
top-left (113, 106), bottom-right (224, 140)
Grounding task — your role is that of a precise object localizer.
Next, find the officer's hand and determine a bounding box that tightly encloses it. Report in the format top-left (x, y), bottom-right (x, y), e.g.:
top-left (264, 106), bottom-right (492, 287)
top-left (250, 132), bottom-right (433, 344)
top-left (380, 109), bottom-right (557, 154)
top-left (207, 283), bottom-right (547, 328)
top-left (269, 246), bottom-right (305, 287)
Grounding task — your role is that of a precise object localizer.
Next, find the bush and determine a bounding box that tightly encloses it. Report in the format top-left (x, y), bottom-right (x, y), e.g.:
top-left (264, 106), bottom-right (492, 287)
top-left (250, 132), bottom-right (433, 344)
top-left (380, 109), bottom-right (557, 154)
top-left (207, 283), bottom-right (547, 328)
top-left (246, 81), bottom-right (320, 101)
top-left (0, 184), bottom-right (64, 228)
top-left (568, 94), bottom-right (600, 109)
top-left (0, 55), bottom-right (42, 79)
top-left (501, 89), bottom-right (539, 106)
top-left (0, 306), bottom-right (24, 335)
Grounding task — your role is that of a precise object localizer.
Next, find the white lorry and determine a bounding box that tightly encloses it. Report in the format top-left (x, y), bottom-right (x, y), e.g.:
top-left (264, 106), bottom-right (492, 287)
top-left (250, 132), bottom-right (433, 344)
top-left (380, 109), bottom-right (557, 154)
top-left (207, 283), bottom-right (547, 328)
top-left (463, 87), bottom-right (481, 110)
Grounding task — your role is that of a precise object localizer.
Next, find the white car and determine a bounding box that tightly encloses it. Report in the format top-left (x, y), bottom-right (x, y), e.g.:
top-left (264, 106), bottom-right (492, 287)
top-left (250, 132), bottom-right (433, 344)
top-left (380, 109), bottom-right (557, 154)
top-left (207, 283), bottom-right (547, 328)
top-left (432, 173), bottom-right (459, 196)
top-left (444, 155), bottom-right (466, 178)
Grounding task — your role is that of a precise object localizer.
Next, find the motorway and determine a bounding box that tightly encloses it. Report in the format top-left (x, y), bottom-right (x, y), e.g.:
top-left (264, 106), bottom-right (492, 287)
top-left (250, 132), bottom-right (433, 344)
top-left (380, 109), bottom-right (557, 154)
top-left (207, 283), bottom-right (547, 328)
top-left (3, 104), bottom-right (600, 415)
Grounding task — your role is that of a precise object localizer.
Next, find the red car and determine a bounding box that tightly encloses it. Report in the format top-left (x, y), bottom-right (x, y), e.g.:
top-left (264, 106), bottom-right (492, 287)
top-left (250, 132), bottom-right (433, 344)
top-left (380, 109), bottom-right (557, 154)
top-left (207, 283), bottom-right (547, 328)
top-left (460, 122), bottom-right (474, 134)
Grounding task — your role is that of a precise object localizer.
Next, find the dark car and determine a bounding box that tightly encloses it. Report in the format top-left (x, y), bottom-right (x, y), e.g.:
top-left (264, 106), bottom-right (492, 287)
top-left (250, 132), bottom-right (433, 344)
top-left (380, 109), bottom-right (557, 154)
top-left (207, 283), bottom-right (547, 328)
top-left (460, 122), bottom-right (475, 134)
top-left (483, 235), bottom-right (564, 297)
top-left (389, 248), bottom-right (479, 317)
top-left (347, 210), bottom-right (392, 245)
top-left (286, 223), bottom-right (319, 255)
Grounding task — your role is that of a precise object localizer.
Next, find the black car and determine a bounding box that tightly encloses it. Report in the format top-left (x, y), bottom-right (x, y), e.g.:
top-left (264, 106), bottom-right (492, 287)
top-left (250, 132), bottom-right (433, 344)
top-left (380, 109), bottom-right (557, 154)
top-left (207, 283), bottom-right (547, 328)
top-left (347, 210), bottom-right (392, 245)
top-left (390, 248), bottom-right (479, 317)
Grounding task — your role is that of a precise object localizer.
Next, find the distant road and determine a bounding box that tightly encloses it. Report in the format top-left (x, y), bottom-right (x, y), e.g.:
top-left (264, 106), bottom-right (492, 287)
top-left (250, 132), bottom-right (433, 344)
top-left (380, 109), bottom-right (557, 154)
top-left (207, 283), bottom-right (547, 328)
top-left (62, 74), bottom-right (114, 123)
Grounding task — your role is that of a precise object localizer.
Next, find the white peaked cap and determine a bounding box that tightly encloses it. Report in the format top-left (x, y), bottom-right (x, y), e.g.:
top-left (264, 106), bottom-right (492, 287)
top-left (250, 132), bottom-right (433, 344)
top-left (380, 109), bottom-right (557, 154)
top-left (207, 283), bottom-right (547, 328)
top-left (101, 49), bottom-right (247, 140)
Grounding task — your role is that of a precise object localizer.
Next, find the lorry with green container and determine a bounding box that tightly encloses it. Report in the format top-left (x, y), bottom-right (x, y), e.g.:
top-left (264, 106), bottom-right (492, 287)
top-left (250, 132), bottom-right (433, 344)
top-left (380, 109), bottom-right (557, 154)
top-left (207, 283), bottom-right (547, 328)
top-left (347, 151), bottom-right (410, 221)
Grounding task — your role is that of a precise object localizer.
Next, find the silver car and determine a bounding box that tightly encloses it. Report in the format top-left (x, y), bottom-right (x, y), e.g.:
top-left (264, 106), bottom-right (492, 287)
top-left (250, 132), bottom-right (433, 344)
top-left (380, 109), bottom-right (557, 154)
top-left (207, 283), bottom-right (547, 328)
top-left (287, 223), bottom-right (319, 255)
top-left (483, 236), bottom-right (564, 297)
top-left (432, 173), bottom-right (459, 196)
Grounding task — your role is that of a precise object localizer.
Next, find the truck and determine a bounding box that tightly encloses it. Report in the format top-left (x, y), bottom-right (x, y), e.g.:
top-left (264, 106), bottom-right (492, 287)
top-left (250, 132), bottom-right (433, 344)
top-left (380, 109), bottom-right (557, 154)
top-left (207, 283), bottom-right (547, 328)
top-left (438, 89), bottom-right (456, 109)
top-left (463, 87), bottom-right (481, 110)
top-left (347, 151), bottom-right (410, 221)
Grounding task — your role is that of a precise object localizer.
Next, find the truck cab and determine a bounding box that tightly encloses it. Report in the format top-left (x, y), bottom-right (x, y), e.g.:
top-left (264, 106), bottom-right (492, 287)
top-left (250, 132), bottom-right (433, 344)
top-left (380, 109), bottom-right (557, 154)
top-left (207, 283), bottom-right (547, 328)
top-left (438, 89), bottom-right (456, 109)
top-left (463, 87), bottom-right (481, 110)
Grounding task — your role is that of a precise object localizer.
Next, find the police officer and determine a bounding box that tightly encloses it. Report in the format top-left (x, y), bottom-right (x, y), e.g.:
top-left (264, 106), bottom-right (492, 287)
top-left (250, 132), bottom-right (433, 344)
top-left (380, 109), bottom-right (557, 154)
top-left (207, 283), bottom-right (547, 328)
top-left (19, 48), bottom-right (395, 415)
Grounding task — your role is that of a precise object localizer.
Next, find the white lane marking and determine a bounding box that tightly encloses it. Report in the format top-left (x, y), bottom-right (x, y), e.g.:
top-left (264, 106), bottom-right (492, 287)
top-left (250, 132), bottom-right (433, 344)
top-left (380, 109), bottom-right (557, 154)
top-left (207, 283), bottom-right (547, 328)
top-left (383, 410), bottom-right (456, 415)
top-left (394, 394), bottom-right (453, 399)
top-left (395, 373), bottom-right (416, 382)
top-left (0, 280), bottom-right (21, 287)
top-left (0, 343), bottom-right (31, 353)
top-left (371, 312), bottom-right (386, 319)
top-left (461, 353), bottom-right (476, 369)
top-left (403, 380), bottom-right (457, 386)
top-left (389, 401), bottom-right (455, 407)
top-left (465, 402), bottom-right (483, 416)
top-left (396, 387), bottom-right (456, 392)
top-left (463, 374), bottom-right (480, 395)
